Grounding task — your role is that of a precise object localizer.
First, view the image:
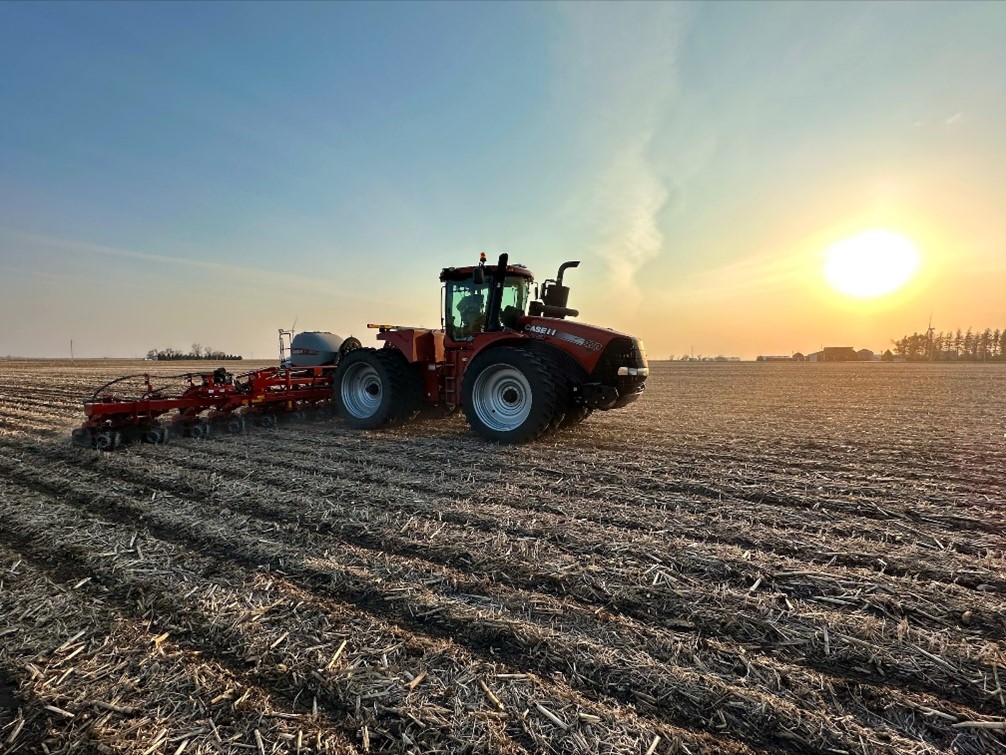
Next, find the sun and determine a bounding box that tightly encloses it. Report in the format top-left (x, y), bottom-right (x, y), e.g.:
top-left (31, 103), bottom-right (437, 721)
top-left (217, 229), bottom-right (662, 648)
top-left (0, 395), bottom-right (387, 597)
top-left (822, 229), bottom-right (921, 298)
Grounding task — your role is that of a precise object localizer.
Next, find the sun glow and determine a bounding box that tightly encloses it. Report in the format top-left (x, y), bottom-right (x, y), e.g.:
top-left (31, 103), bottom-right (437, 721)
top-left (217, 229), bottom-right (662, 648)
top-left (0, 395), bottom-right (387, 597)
top-left (823, 230), bottom-right (921, 298)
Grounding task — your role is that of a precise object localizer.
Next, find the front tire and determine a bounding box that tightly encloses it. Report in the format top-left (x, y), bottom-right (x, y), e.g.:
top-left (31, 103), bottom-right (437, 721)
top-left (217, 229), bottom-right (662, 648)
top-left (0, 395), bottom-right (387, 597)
top-left (462, 347), bottom-right (559, 443)
top-left (335, 348), bottom-right (420, 429)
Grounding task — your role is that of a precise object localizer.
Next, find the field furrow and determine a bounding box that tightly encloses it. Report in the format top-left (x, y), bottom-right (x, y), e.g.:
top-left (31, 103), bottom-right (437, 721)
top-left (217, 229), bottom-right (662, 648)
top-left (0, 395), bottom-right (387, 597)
top-left (0, 483), bottom-right (758, 755)
top-left (1, 359), bottom-right (1003, 755)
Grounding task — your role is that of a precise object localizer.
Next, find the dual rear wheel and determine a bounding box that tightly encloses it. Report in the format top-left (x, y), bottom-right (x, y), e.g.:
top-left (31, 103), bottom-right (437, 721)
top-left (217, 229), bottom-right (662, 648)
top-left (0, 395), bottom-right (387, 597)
top-left (335, 348), bottom-right (421, 429)
top-left (335, 346), bottom-right (588, 444)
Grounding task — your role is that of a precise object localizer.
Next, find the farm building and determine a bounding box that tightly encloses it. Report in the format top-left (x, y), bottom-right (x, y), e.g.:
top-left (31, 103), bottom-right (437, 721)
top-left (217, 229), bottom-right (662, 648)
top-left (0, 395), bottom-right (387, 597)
top-left (822, 346), bottom-right (857, 361)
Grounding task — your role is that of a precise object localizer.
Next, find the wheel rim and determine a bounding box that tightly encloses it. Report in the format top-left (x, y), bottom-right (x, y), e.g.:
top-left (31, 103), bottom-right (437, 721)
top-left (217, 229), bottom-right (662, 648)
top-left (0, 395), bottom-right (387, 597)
top-left (471, 364), bottom-right (532, 432)
top-left (95, 432), bottom-right (114, 450)
top-left (341, 362), bottom-right (383, 419)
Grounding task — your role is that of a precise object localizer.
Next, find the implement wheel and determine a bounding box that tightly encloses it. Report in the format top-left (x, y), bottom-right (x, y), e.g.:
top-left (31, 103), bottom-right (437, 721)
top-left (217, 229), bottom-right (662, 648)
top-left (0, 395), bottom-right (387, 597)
top-left (189, 420), bottom-right (210, 440)
top-left (94, 431), bottom-right (120, 451)
top-left (462, 347), bottom-right (558, 443)
top-left (335, 348), bottom-right (420, 429)
top-left (227, 415), bottom-right (246, 433)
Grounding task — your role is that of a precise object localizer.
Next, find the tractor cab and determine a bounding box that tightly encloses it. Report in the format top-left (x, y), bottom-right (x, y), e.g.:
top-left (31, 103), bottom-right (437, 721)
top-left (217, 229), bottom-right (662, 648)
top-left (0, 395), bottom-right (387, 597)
top-left (440, 254), bottom-right (534, 341)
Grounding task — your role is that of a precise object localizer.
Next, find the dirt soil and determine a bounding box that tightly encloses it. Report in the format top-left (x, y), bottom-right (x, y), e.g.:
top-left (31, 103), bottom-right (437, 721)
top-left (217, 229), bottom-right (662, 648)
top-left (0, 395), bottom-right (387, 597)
top-left (0, 359), bottom-right (1003, 754)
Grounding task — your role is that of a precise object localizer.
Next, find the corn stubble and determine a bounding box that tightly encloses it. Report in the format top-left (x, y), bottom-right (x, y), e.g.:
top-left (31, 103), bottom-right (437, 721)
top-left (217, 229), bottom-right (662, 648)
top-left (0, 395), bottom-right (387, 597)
top-left (0, 359), bottom-right (1004, 754)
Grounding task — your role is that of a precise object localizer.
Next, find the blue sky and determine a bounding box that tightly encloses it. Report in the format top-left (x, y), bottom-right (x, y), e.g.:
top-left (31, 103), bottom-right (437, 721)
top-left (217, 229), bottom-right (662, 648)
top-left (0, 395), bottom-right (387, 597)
top-left (1, 1), bottom-right (1003, 358)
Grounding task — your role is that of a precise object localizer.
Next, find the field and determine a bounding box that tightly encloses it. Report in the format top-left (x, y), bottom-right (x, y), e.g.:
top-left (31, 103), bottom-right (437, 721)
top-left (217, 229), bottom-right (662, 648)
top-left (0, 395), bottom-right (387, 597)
top-left (0, 359), bottom-right (1004, 754)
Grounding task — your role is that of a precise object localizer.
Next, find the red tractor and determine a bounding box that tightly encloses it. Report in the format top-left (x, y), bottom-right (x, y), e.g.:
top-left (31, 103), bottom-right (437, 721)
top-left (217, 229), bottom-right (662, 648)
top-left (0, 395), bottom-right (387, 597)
top-left (334, 253), bottom-right (648, 442)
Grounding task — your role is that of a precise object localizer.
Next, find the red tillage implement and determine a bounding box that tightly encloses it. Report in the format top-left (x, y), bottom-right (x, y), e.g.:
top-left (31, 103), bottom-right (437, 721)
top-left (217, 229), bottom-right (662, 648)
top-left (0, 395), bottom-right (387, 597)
top-left (74, 365), bottom-right (335, 450)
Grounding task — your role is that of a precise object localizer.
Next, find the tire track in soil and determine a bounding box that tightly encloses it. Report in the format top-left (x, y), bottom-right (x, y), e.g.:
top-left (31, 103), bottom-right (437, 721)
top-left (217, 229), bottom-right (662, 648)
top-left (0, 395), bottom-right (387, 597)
top-left (309, 419), bottom-right (1006, 510)
top-left (13, 434), bottom-right (1006, 648)
top-left (0, 394), bottom-right (81, 411)
top-left (190, 429), bottom-right (1006, 560)
top-left (0, 485), bottom-right (758, 755)
top-left (0, 465), bottom-right (981, 752)
top-left (5, 440), bottom-right (1004, 725)
top-left (178, 437), bottom-right (1005, 592)
top-left (101, 454), bottom-right (1006, 727)
top-left (53, 438), bottom-right (1006, 650)
top-left (0, 542), bottom-right (359, 755)
top-left (0, 525), bottom-right (525, 755)
top-left (0, 468), bottom-right (895, 755)
top-left (33, 379), bottom-right (1006, 516)
top-left (0, 417), bottom-right (55, 434)
top-left (34, 420), bottom-right (991, 594)
top-left (0, 485), bottom-right (776, 755)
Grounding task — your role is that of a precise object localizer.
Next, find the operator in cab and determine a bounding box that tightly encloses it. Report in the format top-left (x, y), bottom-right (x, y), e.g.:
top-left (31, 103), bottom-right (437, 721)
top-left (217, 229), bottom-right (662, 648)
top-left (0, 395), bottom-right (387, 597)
top-left (457, 288), bottom-right (486, 337)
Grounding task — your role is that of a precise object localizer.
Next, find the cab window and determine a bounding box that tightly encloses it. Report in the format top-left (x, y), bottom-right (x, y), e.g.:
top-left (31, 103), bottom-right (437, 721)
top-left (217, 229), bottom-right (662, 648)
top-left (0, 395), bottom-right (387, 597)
top-left (445, 275), bottom-right (530, 339)
top-left (500, 277), bottom-right (529, 328)
top-left (446, 280), bottom-right (488, 340)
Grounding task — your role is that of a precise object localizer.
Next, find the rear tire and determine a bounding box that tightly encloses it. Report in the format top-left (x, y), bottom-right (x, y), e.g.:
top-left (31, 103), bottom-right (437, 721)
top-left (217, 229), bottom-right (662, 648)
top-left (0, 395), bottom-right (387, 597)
top-left (335, 348), bottom-right (421, 429)
top-left (462, 347), bottom-right (558, 443)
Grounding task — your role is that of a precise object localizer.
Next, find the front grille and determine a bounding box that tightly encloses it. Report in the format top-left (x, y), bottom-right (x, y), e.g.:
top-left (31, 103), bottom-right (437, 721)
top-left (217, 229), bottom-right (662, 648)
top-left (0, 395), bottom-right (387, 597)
top-left (592, 337), bottom-right (648, 390)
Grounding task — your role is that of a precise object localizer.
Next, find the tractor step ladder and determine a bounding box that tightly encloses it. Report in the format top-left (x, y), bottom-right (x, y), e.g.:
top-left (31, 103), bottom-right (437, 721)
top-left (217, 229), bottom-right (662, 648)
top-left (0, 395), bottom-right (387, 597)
top-left (443, 358), bottom-right (458, 408)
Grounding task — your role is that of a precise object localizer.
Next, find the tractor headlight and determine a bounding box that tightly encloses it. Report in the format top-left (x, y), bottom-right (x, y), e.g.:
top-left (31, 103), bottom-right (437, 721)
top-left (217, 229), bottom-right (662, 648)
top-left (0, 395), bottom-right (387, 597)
top-left (617, 366), bottom-right (649, 377)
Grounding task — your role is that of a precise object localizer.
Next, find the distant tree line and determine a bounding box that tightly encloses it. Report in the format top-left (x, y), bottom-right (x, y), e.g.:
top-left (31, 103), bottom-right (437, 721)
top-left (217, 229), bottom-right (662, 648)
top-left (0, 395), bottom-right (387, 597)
top-left (892, 327), bottom-right (1006, 361)
top-left (146, 343), bottom-right (242, 361)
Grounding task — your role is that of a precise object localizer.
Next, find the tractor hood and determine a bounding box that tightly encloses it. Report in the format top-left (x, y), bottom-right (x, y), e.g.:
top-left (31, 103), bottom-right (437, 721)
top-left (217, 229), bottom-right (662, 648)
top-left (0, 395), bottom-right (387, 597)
top-left (517, 316), bottom-right (648, 377)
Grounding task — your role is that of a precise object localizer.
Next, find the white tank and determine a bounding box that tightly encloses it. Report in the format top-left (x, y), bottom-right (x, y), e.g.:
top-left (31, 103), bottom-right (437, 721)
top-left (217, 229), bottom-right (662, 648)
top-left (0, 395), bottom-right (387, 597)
top-left (289, 331), bottom-right (346, 367)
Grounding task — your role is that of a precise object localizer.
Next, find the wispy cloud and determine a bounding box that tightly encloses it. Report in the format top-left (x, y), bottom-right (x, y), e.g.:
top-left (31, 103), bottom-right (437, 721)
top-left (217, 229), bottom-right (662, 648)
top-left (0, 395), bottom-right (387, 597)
top-left (554, 4), bottom-right (690, 299)
top-left (592, 135), bottom-right (669, 296)
top-left (945, 111), bottom-right (965, 126)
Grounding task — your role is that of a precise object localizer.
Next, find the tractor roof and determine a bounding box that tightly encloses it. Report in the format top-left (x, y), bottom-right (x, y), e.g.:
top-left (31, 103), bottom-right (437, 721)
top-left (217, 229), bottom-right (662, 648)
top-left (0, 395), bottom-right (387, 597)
top-left (440, 264), bottom-right (535, 283)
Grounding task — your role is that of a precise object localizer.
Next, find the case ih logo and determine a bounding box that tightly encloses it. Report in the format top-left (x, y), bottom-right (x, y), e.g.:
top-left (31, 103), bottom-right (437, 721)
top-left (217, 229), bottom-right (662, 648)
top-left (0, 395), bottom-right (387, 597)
top-left (554, 331), bottom-right (603, 352)
top-left (527, 325), bottom-right (602, 352)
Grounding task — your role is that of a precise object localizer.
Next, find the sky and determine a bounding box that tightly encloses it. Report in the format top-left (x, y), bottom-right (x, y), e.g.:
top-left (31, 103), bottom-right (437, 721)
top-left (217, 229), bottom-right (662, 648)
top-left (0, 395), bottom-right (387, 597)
top-left (0, 1), bottom-right (1003, 359)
